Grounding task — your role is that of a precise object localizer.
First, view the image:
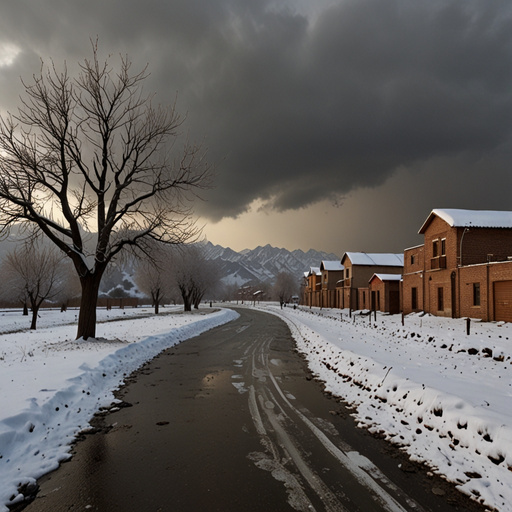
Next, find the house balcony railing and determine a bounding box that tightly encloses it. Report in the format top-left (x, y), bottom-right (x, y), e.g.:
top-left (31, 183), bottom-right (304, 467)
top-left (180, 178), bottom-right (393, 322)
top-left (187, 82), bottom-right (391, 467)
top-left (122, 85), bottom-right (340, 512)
top-left (430, 256), bottom-right (447, 270)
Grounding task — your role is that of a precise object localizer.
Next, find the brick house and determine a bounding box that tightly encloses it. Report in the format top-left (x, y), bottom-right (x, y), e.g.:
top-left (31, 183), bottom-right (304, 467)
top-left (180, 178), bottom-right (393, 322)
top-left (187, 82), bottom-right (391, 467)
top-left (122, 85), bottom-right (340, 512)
top-left (340, 252), bottom-right (404, 310)
top-left (304, 267), bottom-right (322, 307)
top-left (402, 208), bottom-right (512, 321)
top-left (319, 260), bottom-right (344, 308)
top-left (368, 274), bottom-right (402, 314)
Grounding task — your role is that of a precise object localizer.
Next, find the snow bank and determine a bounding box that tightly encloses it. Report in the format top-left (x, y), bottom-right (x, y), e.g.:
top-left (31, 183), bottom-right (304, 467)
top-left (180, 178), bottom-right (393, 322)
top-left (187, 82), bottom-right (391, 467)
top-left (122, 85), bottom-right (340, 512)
top-left (260, 304), bottom-right (512, 512)
top-left (0, 307), bottom-right (238, 511)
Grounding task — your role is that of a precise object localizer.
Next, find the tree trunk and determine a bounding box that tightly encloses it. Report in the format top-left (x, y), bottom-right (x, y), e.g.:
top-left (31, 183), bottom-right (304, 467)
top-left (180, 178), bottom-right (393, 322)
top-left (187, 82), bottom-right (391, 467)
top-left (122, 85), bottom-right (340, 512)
top-left (77, 273), bottom-right (103, 340)
top-left (22, 302), bottom-right (28, 316)
top-left (152, 289), bottom-right (161, 314)
top-left (30, 306), bottom-right (39, 330)
top-left (178, 284), bottom-right (193, 312)
top-left (183, 292), bottom-right (192, 311)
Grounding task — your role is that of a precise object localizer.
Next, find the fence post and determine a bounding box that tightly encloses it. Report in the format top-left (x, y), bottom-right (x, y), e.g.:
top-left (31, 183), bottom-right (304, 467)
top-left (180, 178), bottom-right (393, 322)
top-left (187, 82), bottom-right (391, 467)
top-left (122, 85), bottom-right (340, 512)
top-left (466, 317), bottom-right (471, 336)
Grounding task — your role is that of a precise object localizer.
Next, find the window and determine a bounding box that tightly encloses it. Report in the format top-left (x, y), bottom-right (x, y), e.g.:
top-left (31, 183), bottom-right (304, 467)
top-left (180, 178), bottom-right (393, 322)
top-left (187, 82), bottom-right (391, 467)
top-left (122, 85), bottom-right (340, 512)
top-left (411, 287), bottom-right (418, 310)
top-left (441, 238), bottom-right (446, 256)
top-left (346, 268), bottom-right (350, 279)
top-left (473, 283), bottom-right (481, 306)
top-left (410, 254), bottom-right (416, 265)
top-left (437, 287), bottom-right (444, 311)
top-left (433, 239), bottom-right (439, 258)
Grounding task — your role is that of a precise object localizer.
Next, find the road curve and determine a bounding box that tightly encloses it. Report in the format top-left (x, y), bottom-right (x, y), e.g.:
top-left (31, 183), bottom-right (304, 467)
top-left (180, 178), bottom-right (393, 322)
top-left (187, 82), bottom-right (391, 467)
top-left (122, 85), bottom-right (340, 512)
top-left (22, 307), bottom-right (485, 512)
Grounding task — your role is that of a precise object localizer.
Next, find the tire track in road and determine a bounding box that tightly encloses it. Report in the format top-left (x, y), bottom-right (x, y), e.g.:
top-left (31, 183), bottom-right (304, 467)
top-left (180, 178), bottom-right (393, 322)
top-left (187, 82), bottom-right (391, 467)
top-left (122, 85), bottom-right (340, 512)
top-left (242, 333), bottom-right (426, 512)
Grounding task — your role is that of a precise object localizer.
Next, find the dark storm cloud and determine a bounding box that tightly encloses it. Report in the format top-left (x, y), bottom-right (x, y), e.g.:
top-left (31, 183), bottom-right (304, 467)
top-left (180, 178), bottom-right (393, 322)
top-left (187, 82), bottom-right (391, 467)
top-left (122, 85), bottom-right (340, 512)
top-left (1, 0), bottom-right (512, 221)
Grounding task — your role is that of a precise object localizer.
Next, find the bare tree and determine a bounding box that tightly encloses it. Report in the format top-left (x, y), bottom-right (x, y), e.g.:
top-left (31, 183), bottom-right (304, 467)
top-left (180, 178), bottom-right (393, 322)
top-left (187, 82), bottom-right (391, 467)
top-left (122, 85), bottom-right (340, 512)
top-left (0, 43), bottom-right (209, 339)
top-left (274, 271), bottom-right (297, 308)
top-left (1, 241), bottom-right (64, 329)
top-left (135, 244), bottom-right (173, 314)
top-left (172, 245), bottom-right (220, 311)
top-left (192, 257), bottom-right (220, 308)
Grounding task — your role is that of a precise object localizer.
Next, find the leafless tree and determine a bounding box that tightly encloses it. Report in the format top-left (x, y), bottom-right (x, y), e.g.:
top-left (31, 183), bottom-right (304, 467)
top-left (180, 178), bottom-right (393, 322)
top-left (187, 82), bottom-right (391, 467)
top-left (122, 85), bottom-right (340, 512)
top-left (0, 43), bottom-right (209, 339)
top-left (135, 243), bottom-right (174, 314)
top-left (1, 241), bottom-right (64, 329)
top-left (274, 271), bottom-right (297, 308)
top-left (172, 245), bottom-right (220, 311)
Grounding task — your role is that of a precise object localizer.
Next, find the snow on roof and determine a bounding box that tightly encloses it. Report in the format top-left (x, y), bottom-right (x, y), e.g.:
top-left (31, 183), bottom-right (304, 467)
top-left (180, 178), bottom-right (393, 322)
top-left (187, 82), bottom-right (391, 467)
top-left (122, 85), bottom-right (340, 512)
top-left (420, 208), bottom-right (512, 233)
top-left (308, 267), bottom-right (321, 276)
top-left (320, 260), bottom-right (344, 271)
top-left (342, 252), bottom-right (404, 267)
top-left (370, 273), bottom-right (402, 283)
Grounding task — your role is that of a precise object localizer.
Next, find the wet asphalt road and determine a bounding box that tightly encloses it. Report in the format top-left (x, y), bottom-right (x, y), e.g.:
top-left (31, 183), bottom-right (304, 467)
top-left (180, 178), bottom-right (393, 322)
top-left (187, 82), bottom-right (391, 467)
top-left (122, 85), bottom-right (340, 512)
top-left (22, 307), bottom-right (486, 512)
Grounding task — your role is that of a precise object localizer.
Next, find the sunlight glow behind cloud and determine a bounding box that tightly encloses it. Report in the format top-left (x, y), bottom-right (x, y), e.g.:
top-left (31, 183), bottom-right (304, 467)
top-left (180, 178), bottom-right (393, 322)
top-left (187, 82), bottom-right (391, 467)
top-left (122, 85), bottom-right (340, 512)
top-left (0, 42), bottom-right (20, 68)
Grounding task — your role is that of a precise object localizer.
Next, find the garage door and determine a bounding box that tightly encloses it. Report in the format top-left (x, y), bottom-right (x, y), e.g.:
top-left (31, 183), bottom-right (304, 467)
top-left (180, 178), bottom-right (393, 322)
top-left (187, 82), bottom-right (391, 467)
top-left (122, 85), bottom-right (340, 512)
top-left (494, 281), bottom-right (512, 323)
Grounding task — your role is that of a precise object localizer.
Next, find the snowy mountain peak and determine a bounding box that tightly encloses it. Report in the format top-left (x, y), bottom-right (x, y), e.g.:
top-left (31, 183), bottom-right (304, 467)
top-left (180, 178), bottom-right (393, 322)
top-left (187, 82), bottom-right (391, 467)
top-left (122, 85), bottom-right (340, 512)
top-left (203, 241), bottom-right (339, 285)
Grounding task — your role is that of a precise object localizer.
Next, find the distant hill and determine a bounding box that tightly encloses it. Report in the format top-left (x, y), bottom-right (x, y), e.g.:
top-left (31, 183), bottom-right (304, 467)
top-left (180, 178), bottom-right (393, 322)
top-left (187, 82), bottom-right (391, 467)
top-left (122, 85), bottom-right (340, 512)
top-left (201, 241), bottom-right (339, 286)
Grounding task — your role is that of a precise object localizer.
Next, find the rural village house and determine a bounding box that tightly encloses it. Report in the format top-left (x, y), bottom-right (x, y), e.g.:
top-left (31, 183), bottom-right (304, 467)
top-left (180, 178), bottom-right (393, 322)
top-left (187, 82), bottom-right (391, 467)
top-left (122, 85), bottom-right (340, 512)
top-left (402, 208), bottom-right (512, 322)
top-left (339, 252), bottom-right (404, 311)
top-left (304, 267), bottom-right (322, 308)
top-left (302, 253), bottom-right (404, 311)
top-left (368, 273), bottom-right (402, 314)
top-left (320, 260), bottom-right (344, 309)
top-left (300, 208), bottom-right (512, 323)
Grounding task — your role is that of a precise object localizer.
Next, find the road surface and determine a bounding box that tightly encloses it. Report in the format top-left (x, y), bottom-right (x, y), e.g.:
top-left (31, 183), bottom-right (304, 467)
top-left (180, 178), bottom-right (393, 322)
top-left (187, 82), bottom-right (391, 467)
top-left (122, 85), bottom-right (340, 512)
top-left (22, 307), bottom-right (485, 511)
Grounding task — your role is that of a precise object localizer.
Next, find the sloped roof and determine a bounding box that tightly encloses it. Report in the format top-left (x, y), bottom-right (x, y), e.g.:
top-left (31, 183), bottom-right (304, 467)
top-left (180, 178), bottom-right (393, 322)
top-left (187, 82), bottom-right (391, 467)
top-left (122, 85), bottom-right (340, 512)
top-left (320, 260), bottom-right (344, 271)
top-left (419, 208), bottom-right (512, 233)
top-left (308, 267), bottom-right (321, 276)
top-left (370, 273), bottom-right (402, 283)
top-left (342, 252), bottom-right (404, 267)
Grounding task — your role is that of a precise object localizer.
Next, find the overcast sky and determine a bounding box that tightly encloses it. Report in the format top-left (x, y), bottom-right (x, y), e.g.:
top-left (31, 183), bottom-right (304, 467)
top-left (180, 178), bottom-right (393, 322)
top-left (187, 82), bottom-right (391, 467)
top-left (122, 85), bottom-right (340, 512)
top-left (1, 0), bottom-right (512, 257)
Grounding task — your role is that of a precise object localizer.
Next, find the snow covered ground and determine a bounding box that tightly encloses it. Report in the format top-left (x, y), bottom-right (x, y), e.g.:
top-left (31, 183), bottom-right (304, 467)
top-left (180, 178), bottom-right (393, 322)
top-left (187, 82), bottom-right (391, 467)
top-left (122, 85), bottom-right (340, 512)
top-left (257, 303), bottom-right (512, 512)
top-left (1, 302), bottom-right (511, 512)
top-left (0, 305), bottom-right (238, 511)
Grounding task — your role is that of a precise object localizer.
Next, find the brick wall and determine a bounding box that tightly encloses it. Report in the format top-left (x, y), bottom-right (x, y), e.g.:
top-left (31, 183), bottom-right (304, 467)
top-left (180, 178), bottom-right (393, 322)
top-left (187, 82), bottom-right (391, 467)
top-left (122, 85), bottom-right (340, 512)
top-left (458, 261), bottom-right (512, 321)
top-left (358, 287), bottom-right (369, 310)
top-left (403, 245), bottom-right (425, 314)
top-left (404, 245), bottom-right (425, 274)
top-left (459, 227), bottom-right (512, 265)
top-left (423, 216), bottom-right (458, 270)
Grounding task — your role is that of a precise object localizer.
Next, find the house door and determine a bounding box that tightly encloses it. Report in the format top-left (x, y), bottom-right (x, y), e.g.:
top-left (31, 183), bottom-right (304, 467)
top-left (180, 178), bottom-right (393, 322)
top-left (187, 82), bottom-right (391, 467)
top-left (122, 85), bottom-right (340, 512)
top-left (389, 291), bottom-right (400, 315)
top-left (494, 281), bottom-right (512, 322)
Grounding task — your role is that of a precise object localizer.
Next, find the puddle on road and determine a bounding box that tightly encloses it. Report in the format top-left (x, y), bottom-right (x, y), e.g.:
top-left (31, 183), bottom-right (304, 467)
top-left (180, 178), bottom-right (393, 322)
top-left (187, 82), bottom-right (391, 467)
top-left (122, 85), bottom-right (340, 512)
top-left (193, 370), bottom-right (236, 398)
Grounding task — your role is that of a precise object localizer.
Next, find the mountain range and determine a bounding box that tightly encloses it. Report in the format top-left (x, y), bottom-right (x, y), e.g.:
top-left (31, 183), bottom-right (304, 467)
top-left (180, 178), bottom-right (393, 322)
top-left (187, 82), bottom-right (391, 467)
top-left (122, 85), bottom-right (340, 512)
top-left (101, 242), bottom-right (339, 296)
top-left (201, 241), bottom-right (339, 286)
